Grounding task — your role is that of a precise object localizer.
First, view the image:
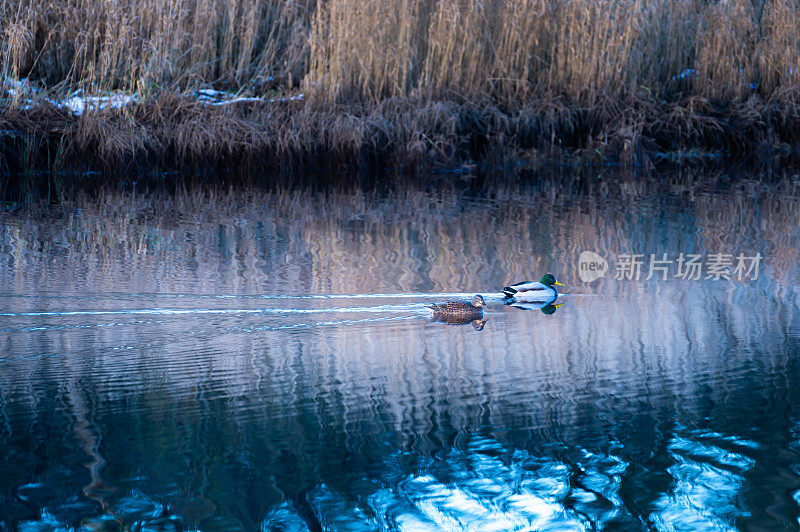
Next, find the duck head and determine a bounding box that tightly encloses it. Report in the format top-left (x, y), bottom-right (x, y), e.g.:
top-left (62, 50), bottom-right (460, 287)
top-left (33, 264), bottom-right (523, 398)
top-left (472, 318), bottom-right (489, 331)
top-left (540, 273), bottom-right (564, 287)
top-left (541, 302), bottom-right (564, 315)
top-left (471, 294), bottom-right (489, 308)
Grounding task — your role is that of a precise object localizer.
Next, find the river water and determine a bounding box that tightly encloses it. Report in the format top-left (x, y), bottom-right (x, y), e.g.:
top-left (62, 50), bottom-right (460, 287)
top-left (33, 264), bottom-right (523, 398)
top-left (1, 175), bottom-right (800, 530)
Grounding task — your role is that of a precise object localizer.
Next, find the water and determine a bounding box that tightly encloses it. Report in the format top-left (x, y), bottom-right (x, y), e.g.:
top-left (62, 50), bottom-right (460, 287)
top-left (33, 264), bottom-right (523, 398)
top-left (1, 176), bottom-right (800, 530)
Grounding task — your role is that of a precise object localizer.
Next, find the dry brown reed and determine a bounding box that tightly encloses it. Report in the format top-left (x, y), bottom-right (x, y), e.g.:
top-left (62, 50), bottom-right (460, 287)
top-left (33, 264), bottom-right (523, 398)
top-left (0, 0), bottom-right (313, 93)
top-left (758, 0), bottom-right (800, 95)
top-left (3, 0), bottom-right (800, 103)
top-left (304, 0), bottom-right (800, 104)
top-left (694, 0), bottom-right (757, 100)
top-left (2, 0), bottom-right (800, 187)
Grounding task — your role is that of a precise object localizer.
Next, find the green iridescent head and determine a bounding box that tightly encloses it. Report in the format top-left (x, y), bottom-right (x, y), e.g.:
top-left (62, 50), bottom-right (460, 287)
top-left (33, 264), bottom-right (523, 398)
top-left (541, 302), bottom-right (564, 315)
top-left (540, 273), bottom-right (564, 287)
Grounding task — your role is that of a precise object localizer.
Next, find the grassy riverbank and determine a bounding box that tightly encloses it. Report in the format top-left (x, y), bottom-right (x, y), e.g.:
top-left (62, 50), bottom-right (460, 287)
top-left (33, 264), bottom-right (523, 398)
top-left (2, 0), bottom-right (800, 193)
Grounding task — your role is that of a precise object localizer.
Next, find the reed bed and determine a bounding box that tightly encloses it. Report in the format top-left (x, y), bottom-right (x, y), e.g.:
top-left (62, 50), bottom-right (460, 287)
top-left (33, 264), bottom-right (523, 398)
top-left (4, 0), bottom-right (790, 102)
top-left (2, 0), bottom-right (800, 190)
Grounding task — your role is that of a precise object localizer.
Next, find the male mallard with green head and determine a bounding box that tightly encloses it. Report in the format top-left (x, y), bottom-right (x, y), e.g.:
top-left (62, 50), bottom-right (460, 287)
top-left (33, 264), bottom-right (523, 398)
top-left (429, 294), bottom-right (488, 325)
top-left (501, 273), bottom-right (564, 302)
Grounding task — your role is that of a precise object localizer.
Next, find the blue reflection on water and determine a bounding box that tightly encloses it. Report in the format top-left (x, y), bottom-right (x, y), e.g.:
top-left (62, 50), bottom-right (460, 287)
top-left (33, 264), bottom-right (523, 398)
top-left (2, 180), bottom-right (800, 530)
top-left (651, 428), bottom-right (756, 531)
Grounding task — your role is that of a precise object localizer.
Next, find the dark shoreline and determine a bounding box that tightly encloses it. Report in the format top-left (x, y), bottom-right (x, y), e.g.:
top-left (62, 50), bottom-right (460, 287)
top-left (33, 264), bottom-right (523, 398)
top-left (2, 92), bottom-right (800, 199)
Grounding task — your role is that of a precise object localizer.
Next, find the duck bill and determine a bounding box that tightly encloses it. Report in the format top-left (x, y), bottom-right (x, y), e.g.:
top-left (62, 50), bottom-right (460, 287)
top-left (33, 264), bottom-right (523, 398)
top-left (553, 302), bottom-right (564, 309)
top-left (554, 281), bottom-right (565, 286)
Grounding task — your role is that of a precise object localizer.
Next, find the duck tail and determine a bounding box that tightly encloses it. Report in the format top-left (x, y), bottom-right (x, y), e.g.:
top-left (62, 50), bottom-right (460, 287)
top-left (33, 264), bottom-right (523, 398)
top-left (501, 286), bottom-right (517, 298)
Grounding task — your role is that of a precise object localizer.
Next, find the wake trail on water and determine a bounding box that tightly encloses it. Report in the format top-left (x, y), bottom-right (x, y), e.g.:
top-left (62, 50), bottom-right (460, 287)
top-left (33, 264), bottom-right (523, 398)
top-left (0, 304), bottom-right (431, 319)
top-left (2, 291), bottom-right (507, 301)
top-left (0, 292), bottom-right (522, 319)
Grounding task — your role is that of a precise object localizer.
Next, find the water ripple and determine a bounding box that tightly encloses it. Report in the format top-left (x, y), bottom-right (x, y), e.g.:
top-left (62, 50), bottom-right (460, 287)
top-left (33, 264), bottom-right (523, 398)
top-left (2, 183), bottom-right (800, 530)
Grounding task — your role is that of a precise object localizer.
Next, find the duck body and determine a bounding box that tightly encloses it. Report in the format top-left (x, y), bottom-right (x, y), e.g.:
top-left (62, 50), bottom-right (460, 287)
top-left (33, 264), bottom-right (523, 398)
top-left (501, 274), bottom-right (564, 303)
top-left (429, 295), bottom-right (488, 325)
top-left (430, 302), bottom-right (485, 322)
top-left (501, 281), bottom-right (558, 302)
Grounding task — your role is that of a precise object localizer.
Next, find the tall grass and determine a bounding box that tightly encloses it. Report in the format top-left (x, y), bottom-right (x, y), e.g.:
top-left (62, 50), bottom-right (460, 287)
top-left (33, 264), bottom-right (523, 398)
top-left (2, 0), bottom-right (800, 103)
top-left (0, 0), bottom-right (313, 94)
top-left (2, 0), bottom-right (800, 186)
top-left (758, 0), bottom-right (800, 94)
top-left (306, 0), bottom-right (800, 104)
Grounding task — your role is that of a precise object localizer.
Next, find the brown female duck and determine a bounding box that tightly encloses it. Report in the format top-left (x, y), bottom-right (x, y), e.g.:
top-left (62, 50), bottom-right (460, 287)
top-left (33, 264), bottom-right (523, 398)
top-left (429, 295), bottom-right (489, 329)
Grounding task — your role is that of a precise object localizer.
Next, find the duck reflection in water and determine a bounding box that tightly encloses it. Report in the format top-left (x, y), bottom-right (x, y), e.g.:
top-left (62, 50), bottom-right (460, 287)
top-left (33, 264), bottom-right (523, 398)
top-left (429, 294), bottom-right (490, 330)
top-left (507, 300), bottom-right (564, 315)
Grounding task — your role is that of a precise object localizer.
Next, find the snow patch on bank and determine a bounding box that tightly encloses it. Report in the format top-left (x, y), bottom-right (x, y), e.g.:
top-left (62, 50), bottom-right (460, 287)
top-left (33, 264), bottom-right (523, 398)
top-left (2, 78), bottom-right (304, 116)
top-left (61, 89), bottom-right (137, 115)
top-left (2, 78), bottom-right (138, 115)
top-left (195, 88), bottom-right (304, 106)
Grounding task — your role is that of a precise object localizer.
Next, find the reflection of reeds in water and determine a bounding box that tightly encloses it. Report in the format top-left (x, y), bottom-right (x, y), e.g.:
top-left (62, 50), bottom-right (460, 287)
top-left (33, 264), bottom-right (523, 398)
top-left (1, 178), bottom-right (798, 402)
top-left (2, 177), bottom-right (799, 294)
top-left (1, 179), bottom-right (800, 527)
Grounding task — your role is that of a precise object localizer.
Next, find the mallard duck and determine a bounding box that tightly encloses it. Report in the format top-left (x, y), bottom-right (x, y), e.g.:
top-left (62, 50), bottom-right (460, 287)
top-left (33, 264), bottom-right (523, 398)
top-left (429, 294), bottom-right (488, 325)
top-left (501, 273), bottom-right (564, 302)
